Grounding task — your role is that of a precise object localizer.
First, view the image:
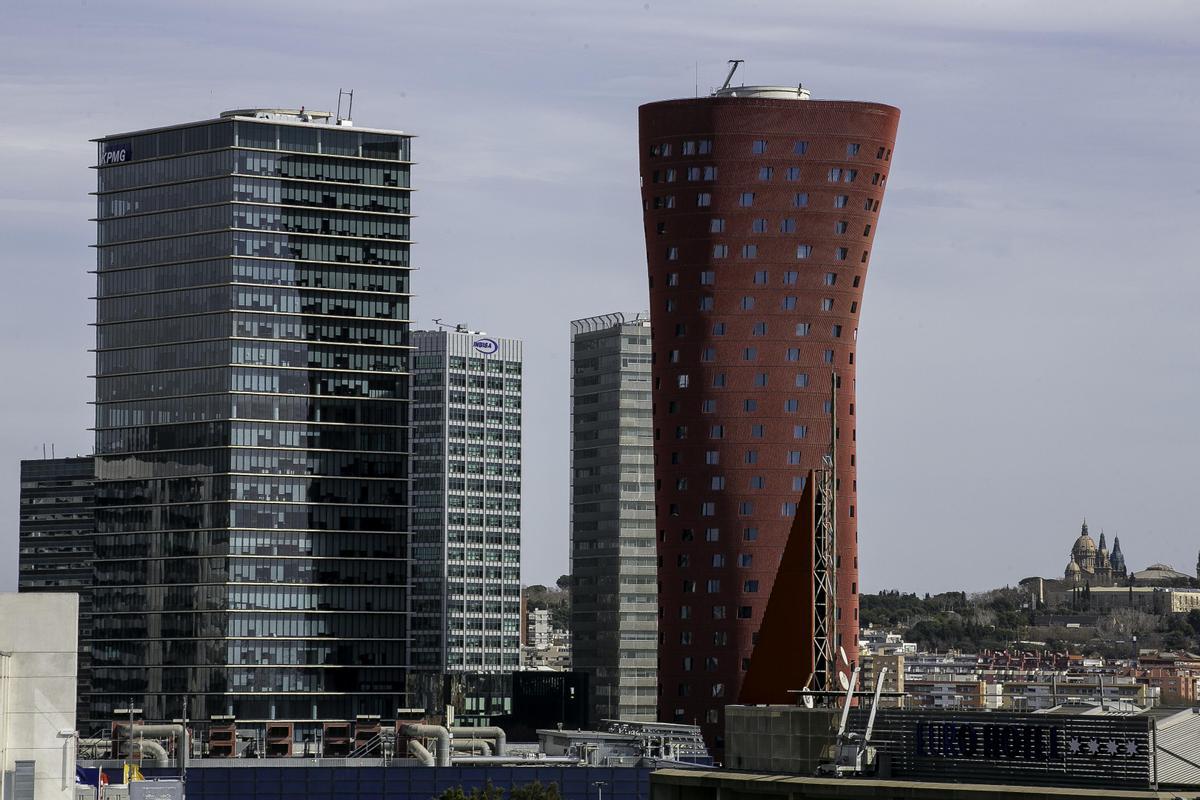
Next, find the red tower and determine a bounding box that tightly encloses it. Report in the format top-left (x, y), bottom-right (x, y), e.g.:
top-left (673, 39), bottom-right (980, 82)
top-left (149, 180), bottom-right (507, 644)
top-left (639, 86), bottom-right (900, 749)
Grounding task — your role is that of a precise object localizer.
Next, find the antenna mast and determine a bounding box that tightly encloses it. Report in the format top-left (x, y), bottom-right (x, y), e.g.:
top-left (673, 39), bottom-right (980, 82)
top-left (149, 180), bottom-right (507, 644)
top-left (336, 88), bottom-right (355, 123)
top-left (719, 59), bottom-right (744, 91)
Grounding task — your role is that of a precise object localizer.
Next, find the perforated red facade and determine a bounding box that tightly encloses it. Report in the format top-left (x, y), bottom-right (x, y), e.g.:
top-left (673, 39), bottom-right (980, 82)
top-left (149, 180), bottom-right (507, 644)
top-left (639, 93), bottom-right (900, 749)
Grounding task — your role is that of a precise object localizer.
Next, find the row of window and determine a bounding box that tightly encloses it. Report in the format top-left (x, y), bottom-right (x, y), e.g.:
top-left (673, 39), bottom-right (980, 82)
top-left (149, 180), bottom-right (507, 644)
top-left (667, 270), bottom-right (848, 290)
top-left (668, 295), bottom-right (854, 314)
top-left (96, 393), bottom-right (405, 430)
top-left (653, 193), bottom-right (881, 212)
top-left (98, 230), bottom-right (411, 270)
top-left (672, 243), bottom-right (862, 262)
top-left (97, 258), bottom-right (409, 297)
top-left (98, 285), bottom-right (408, 325)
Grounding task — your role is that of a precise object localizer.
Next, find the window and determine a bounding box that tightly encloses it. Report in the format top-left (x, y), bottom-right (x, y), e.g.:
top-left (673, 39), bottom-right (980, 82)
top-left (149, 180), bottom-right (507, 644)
top-left (752, 218), bottom-right (768, 233)
top-left (677, 553), bottom-right (690, 567)
top-left (794, 425), bottom-right (808, 438)
top-left (698, 139), bottom-right (713, 154)
top-left (787, 451), bottom-right (802, 465)
top-left (739, 192), bottom-right (755, 207)
top-left (697, 192), bottom-right (712, 207)
top-left (823, 349), bottom-right (834, 364)
top-left (783, 270), bottom-right (798, 285)
top-left (704, 166), bottom-right (718, 180)
top-left (683, 657), bottom-right (693, 672)
top-left (745, 450), bottom-right (758, 464)
top-left (712, 373), bottom-right (726, 387)
top-left (847, 143), bottom-right (860, 156)
top-left (792, 476), bottom-right (807, 491)
top-left (701, 502), bottom-right (715, 517)
top-left (700, 270), bottom-right (715, 285)
top-left (824, 272), bottom-right (837, 286)
top-left (666, 298), bottom-right (676, 311)
top-left (834, 195), bottom-right (848, 208)
top-left (784, 399), bottom-right (799, 412)
top-left (738, 606), bottom-right (753, 619)
top-left (740, 296), bottom-right (755, 310)
top-left (821, 298), bottom-right (834, 311)
top-left (738, 501), bottom-right (754, 515)
top-left (749, 476), bottom-right (765, 489)
top-left (744, 527), bottom-right (759, 541)
top-left (741, 244), bottom-right (758, 259)
top-left (786, 348), bottom-right (800, 361)
top-left (682, 140), bottom-right (697, 155)
top-left (835, 221), bottom-right (848, 234)
top-left (785, 166), bottom-right (801, 181)
top-left (679, 632), bottom-right (692, 645)
top-left (865, 198), bottom-right (875, 211)
top-left (713, 322), bottom-right (726, 335)
top-left (796, 244), bottom-right (812, 259)
top-left (681, 605), bottom-right (692, 618)
top-left (712, 554), bottom-right (726, 568)
top-left (793, 192), bottom-right (809, 208)
top-left (753, 373), bottom-right (768, 387)
top-left (758, 166), bottom-right (774, 180)
top-left (709, 425), bottom-right (724, 439)
top-left (705, 527), bottom-right (720, 542)
top-left (864, 224), bottom-right (871, 236)
top-left (706, 579), bottom-right (721, 593)
top-left (687, 167), bottom-right (701, 181)
top-left (712, 606), bottom-right (726, 619)
top-left (744, 580), bottom-right (760, 592)
top-left (793, 141), bottom-right (808, 154)
top-left (701, 346), bottom-right (716, 361)
top-left (795, 373), bottom-right (809, 387)
top-left (712, 244), bottom-right (728, 258)
top-left (710, 218), bottom-right (725, 233)
top-left (753, 270), bottom-right (768, 285)
top-left (678, 374), bottom-right (690, 388)
top-left (710, 476), bottom-right (725, 490)
top-left (683, 580), bottom-right (696, 593)
top-left (828, 167), bottom-right (842, 182)
top-left (795, 323), bottom-right (810, 336)
top-left (675, 425), bottom-right (687, 439)
top-left (665, 169), bottom-right (677, 182)
top-left (832, 324), bottom-right (842, 337)
top-left (752, 139), bottom-right (767, 154)
top-left (752, 322), bottom-right (767, 335)
top-left (701, 399), bottom-right (716, 412)
top-left (705, 451), bottom-right (719, 465)
top-left (751, 424), bottom-right (765, 438)
top-left (835, 247), bottom-right (848, 260)
top-left (743, 399), bottom-right (758, 412)
top-left (743, 346), bottom-right (757, 361)
top-left (779, 218), bottom-right (796, 234)
top-left (699, 296), bottom-right (714, 311)
top-left (781, 296), bottom-right (797, 310)
top-left (667, 246), bottom-right (679, 260)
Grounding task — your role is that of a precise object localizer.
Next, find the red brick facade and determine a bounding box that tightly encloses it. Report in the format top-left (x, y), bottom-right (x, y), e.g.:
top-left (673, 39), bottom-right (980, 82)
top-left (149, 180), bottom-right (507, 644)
top-left (638, 95), bottom-right (900, 748)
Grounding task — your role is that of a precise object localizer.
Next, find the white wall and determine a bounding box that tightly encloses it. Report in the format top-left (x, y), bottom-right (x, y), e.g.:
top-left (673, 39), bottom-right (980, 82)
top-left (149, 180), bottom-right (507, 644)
top-left (0, 593), bottom-right (78, 800)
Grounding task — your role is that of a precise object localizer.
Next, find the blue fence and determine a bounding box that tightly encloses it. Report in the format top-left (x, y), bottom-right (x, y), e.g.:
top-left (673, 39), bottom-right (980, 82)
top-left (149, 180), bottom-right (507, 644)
top-left (183, 765), bottom-right (652, 800)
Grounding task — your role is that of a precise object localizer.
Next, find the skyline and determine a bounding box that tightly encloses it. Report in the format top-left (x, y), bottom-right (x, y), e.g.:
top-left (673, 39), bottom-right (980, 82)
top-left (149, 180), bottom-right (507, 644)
top-left (4, 1), bottom-right (1200, 597)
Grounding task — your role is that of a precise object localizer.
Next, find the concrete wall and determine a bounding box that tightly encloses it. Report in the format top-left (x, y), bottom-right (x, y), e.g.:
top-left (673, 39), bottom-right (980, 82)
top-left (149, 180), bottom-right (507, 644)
top-left (0, 593), bottom-right (78, 800)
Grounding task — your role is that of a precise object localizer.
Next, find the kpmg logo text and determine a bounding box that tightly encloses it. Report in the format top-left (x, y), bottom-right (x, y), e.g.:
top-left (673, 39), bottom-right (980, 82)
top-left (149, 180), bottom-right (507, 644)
top-left (101, 141), bottom-right (132, 165)
top-left (472, 338), bottom-right (499, 355)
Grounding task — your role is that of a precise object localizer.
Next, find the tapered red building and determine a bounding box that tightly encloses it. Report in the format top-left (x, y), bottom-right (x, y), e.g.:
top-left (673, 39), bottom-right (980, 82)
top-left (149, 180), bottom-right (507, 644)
top-left (639, 84), bottom-right (899, 748)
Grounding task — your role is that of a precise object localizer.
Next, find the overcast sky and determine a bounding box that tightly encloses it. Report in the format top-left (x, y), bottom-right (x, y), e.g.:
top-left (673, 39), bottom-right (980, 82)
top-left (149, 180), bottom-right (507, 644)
top-left (3, 0), bottom-right (1199, 596)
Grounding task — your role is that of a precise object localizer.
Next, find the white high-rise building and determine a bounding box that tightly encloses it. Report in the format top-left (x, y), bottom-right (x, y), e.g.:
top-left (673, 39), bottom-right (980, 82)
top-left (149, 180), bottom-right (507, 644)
top-left (569, 312), bottom-right (657, 721)
top-left (409, 328), bottom-right (523, 672)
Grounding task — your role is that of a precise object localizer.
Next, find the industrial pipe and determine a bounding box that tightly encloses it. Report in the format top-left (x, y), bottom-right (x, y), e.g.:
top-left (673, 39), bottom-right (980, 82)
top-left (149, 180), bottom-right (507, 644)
top-left (408, 739), bottom-right (435, 766)
top-left (129, 739), bottom-right (169, 767)
top-left (450, 726), bottom-right (506, 757)
top-left (451, 739), bottom-right (493, 756)
top-left (400, 723), bottom-right (451, 767)
top-left (124, 723), bottom-right (189, 770)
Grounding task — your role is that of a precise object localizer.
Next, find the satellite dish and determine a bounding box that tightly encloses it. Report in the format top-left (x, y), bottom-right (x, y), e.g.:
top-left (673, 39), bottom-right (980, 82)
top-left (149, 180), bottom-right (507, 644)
top-left (838, 671), bottom-right (850, 691)
top-left (839, 646), bottom-right (850, 668)
top-left (801, 691), bottom-right (814, 709)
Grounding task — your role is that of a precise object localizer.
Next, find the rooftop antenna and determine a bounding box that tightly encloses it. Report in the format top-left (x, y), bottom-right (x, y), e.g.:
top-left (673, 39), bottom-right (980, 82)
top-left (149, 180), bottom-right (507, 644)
top-left (336, 89), bottom-right (355, 124)
top-left (719, 59), bottom-right (744, 91)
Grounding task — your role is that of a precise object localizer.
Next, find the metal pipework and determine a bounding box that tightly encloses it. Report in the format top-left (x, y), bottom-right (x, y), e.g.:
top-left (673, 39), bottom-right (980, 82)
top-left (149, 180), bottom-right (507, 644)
top-left (451, 756), bottom-right (582, 766)
top-left (123, 723), bottom-right (189, 771)
top-left (408, 739), bottom-right (435, 766)
top-left (129, 739), bottom-right (169, 767)
top-left (450, 726), bottom-right (506, 757)
top-left (451, 739), bottom-right (493, 756)
top-left (400, 723), bottom-right (451, 767)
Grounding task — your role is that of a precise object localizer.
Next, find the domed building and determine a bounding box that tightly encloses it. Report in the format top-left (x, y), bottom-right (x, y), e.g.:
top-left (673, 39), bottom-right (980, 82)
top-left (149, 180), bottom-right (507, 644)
top-left (1063, 520), bottom-right (1127, 587)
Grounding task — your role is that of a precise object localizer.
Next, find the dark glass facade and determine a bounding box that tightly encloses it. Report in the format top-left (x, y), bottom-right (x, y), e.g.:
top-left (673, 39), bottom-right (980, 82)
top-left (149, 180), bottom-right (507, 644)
top-left (18, 456), bottom-right (96, 723)
top-left (89, 112), bottom-right (413, 726)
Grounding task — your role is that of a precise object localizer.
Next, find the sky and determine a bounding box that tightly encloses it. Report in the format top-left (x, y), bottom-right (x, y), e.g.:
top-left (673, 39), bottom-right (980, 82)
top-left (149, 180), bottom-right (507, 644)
top-left (2, 0), bottom-right (1200, 596)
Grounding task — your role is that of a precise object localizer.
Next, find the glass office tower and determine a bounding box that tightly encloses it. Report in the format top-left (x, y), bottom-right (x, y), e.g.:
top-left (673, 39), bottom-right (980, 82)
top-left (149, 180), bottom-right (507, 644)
top-left (90, 108), bottom-right (413, 726)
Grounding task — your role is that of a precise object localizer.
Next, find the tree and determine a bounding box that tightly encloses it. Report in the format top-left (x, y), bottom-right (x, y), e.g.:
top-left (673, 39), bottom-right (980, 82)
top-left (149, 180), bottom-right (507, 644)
top-left (556, 574), bottom-right (570, 591)
top-left (510, 782), bottom-right (562, 800)
top-left (437, 782), bottom-right (505, 800)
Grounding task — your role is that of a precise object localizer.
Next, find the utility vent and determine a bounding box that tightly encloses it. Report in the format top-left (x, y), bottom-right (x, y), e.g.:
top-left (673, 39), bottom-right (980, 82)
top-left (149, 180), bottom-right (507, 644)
top-left (13, 760), bottom-right (35, 800)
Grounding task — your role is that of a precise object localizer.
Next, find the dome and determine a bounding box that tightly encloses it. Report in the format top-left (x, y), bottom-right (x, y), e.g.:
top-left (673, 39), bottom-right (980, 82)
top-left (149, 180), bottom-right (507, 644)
top-left (1072, 532), bottom-right (1097, 559)
top-left (1065, 559), bottom-right (1082, 576)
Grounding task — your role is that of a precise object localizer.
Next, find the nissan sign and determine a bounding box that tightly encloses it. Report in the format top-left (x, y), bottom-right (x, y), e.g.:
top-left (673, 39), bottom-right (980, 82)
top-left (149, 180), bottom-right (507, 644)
top-left (472, 338), bottom-right (499, 355)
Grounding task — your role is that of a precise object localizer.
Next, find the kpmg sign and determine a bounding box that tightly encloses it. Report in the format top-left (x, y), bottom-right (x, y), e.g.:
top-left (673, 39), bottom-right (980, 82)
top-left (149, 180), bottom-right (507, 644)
top-left (472, 338), bottom-right (499, 355)
top-left (100, 140), bottom-right (132, 165)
